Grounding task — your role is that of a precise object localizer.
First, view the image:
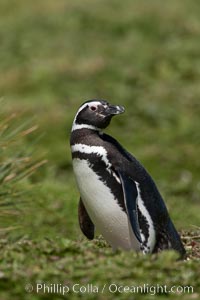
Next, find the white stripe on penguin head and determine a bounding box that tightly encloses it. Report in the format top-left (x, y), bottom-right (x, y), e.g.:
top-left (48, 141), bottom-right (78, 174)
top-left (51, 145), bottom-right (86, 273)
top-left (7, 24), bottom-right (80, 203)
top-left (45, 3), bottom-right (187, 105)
top-left (71, 101), bottom-right (105, 132)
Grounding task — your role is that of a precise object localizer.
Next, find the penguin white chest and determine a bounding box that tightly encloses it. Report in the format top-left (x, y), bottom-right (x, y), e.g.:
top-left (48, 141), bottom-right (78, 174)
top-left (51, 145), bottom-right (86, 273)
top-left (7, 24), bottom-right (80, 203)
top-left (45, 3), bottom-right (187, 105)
top-left (72, 158), bottom-right (140, 251)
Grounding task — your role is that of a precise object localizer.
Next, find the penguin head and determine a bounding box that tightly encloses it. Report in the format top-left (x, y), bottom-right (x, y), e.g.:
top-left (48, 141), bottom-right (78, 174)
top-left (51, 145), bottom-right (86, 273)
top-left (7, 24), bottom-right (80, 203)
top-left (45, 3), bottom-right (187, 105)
top-left (73, 99), bottom-right (125, 130)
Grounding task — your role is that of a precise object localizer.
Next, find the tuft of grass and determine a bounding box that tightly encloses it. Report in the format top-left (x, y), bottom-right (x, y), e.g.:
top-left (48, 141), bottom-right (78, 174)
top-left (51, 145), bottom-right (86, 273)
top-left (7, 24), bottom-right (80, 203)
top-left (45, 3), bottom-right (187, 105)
top-left (0, 108), bottom-right (47, 234)
top-left (0, 231), bottom-right (199, 300)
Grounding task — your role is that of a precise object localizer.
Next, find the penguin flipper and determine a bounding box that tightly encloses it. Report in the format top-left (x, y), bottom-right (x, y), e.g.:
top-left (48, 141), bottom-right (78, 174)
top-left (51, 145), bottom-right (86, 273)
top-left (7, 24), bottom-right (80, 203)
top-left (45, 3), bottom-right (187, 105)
top-left (117, 171), bottom-right (142, 244)
top-left (78, 198), bottom-right (95, 240)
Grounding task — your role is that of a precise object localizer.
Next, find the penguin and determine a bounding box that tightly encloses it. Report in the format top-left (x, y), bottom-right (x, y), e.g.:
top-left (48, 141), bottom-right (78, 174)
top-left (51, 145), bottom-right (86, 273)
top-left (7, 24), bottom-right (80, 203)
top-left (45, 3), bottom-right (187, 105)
top-left (70, 99), bottom-right (186, 257)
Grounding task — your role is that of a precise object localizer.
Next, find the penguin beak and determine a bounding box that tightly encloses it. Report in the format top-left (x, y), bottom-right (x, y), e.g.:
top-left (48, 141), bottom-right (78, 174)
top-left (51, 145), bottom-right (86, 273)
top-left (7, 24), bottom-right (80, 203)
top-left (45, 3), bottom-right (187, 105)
top-left (106, 105), bottom-right (125, 116)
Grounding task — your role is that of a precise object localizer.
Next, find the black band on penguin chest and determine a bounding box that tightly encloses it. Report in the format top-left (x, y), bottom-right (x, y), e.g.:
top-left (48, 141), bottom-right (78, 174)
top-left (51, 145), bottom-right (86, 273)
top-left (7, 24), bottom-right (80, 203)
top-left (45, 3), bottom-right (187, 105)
top-left (72, 151), bottom-right (126, 212)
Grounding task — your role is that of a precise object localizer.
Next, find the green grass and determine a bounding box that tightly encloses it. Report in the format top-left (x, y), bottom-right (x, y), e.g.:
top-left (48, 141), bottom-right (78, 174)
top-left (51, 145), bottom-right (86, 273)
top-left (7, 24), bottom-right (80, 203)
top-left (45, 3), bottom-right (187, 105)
top-left (0, 0), bottom-right (200, 299)
top-left (0, 236), bottom-right (199, 300)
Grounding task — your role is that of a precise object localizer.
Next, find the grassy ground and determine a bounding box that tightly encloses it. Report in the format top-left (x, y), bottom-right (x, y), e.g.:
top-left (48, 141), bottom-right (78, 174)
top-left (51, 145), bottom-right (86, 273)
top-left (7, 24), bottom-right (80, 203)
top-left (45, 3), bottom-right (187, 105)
top-left (0, 0), bottom-right (200, 299)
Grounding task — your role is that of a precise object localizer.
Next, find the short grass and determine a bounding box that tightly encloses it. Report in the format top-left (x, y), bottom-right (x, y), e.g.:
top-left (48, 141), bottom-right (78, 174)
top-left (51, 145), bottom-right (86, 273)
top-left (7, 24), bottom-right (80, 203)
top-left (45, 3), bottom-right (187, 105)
top-left (0, 0), bottom-right (200, 299)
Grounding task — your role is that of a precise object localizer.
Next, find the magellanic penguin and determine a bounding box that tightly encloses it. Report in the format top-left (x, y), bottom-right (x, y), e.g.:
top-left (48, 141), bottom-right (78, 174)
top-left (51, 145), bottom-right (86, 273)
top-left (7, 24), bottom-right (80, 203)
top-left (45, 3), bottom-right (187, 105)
top-left (70, 99), bottom-right (186, 257)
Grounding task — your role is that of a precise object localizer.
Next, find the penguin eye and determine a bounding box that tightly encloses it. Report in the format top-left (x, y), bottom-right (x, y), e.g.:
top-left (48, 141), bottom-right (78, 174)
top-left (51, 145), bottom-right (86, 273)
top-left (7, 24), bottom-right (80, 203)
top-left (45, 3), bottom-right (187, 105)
top-left (90, 106), bottom-right (97, 111)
